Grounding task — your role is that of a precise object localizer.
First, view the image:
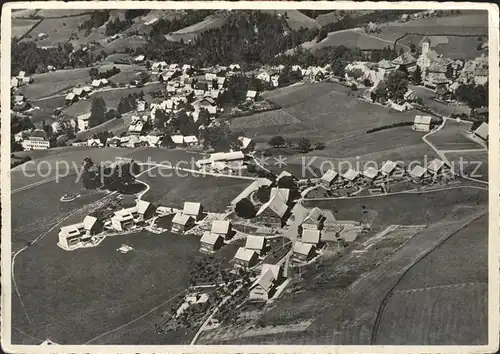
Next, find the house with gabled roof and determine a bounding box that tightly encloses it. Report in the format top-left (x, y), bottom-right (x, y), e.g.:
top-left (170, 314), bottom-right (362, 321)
top-left (58, 215), bottom-right (103, 249)
top-left (183, 202), bottom-right (203, 221)
top-left (380, 160), bottom-right (399, 176)
top-left (292, 241), bottom-right (316, 263)
top-left (302, 229), bottom-right (321, 246)
top-left (211, 220), bottom-right (232, 239)
top-left (320, 169), bottom-right (339, 188)
top-left (409, 165), bottom-right (428, 181)
top-left (427, 158), bottom-right (446, 175)
top-left (342, 169), bottom-right (360, 183)
top-left (256, 188), bottom-right (291, 224)
top-left (183, 135), bottom-right (198, 146)
top-left (234, 247), bottom-right (259, 270)
top-left (199, 232), bottom-right (224, 254)
top-left (300, 207), bottom-right (325, 232)
top-left (171, 213), bottom-right (195, 233)
top-left (245, 236), bottom-right (267, 255)
top-left (249, 264), bottom-right (283, 302)
top-left (363, 167), bottom-right (380, 181)
top-left (413, 115), bottom-right (432, 132)
top-left (246, 90), bottom-right (257, 100)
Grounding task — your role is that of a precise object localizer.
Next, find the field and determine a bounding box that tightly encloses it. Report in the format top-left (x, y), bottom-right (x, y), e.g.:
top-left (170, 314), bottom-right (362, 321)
top-left (409, 85), bottom-right (471, 117)
top-left (12, 225), bottom-right (200, 344)
top-left (22, 15), bottom-right (91, 47)
top-left (427, 120), bottom-right (482, 150)
top-left (311, 29), bottom-right (408, 53)
top-left (445, 151), bottom-right (489, 182)
top-left (19, 68), bottom-right (91, 100)
top-left (261, 10), bottom-right (319, 30)
top-left (30, 95), bottom-right (67, 125)
top-left (139, 166), bottom-right (250, 212)
top-left (165, 14), bottom-right (228, 42)
top-left (103, 35), bottom-right (148, 54)
top-left (232, 82), bottom-right (416, 142)
top-left (373, 214), bottom-right (488, 344)
top-left (11, 18), bottom-right (40, 39)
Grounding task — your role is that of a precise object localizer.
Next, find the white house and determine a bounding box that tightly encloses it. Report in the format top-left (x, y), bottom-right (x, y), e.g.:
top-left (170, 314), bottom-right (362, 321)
top-left (246, 90), bottom-right (257, 100)
top-left (77, 113), bottom-right (91, 131)
top-left (413, 115), bottom-right (432, 132)
top-left (474, 122), bottom-right (488, 142)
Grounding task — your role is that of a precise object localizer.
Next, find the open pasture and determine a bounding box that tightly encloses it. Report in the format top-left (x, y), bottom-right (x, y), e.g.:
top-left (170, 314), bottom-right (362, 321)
top-left (23, 15), bottom-right (91, 47)
top-left (261, 10), bottom-right (319, 30)
top-left (374, 283), bottom-right (487, 345)
top-left (165, 14), bottom-right (228, 42)
top-left (12, 228), bottom-right (200, 344)
top-left (427, 120), bottom-right (482, 150)
top-left (445, 151), bottom-right (488, 182)
top-left (139, 167), bottom-right (250, 212)
top-left (12, 18), bottom-right (40, 39)
top-left (311, 29), bottom-right (407, 53)
top-left (104, 35), bottom-right (148, 53)
top-left (261, 82), bottom-right (351, 108)
top-left (20, 68), bottom-right (91, 100)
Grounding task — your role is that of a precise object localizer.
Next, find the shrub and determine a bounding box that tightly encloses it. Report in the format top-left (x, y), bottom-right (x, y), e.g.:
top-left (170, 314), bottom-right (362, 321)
top-left (235, 198), bottom-right (256, 219)
top-left (268, 135), bottom-right (285, 147)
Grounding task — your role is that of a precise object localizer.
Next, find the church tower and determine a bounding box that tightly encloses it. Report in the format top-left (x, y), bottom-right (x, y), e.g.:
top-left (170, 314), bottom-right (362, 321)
top-left (421, 37), bottom-right (431, 56)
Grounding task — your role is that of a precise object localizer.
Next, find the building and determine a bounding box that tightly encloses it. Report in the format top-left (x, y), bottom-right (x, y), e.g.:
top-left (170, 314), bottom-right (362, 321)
top-left (128, 118), bottom-right (145, 135)
top-left (135, 200), bottom-right (156, 222)
top-left (256, 188), bottom-right (291, 224)
top-left (194, 82), bottom-right (209, 96)
top-left (245, 236), bottom-right (266, 255)
top-left (58, 216), bottom-right (103, 249)
top-left (301, 229), bottom-right (321, 246)
top-left (320, 169), bottom-right (339, 188)
top-left (21, 129), bottom-right (50, 150)
top-left (238, 136), bottom-right (256, 153)
top-left (211, 220), bottom-right (232, 239)
top-left (292, 241), bottom-right (316, 263)
top-left (380, 160), bottom-right (399, 176)
top-left (171, 213), bottom-right (195, 233)
top-left (234, 247), bottom-right (259, 270)
top-left (249, 264), bottom-right (282, 302)
top-left (413, 115), bottom-right (432, 132)
top-left (199, 232), bottom-right (225, 254)
top-left (246, 90), bottom-right (257, 100)
top-left (183, 202), bottom-right (204, 221)
top-left (363, 167), bottom-right (380, 181)
top-left (342, 169), bottom-right (360, 183)
top-left (134, 55), bottom-right (145, 63)
top-left (65, 92), bottom-right (77, 104)
top-left (111, 200), bottom-right (156, 231)
top-left (427, 158), bottom-right (446, 175)
top-left (183, 135), bottom-right (198, 146)
top-left (87, 138), bottom-right (103, 147)
top-left (171, 135), bottom-right (185, 146)
top-left (257, 71), bottom-right (271, 82)
top-left (474, 122), bottom-right (488, 142)
top-left (409, 165), bottom-right (428, 181)
top-left (392, 52), bottom-right (417, 69)
top-left (300, 207), bottom-right (325, 233)
top-left (77, 113), bottom-right (91, 131)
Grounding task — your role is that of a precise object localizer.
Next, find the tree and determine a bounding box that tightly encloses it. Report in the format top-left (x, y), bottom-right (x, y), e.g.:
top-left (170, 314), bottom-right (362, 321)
top-left (235, 198), bottom-right (256, 219)
top-left (409, 43), bottom-right (416, 54)
top-left (268, 135), bottom-right (285, 147)
top-left (297, 137), bottom-right (311, 153)
top-left (89, 67), bottom-right (99, 78)
top-left (314, 142), bottom-right (325, 150)
top-left (89, 96), bottom-right (106, 128)
top-left (197, 108), bottom-right (211, 126)
top-left (412, 65), bottom-right (423, 85)
top-left (255, 185), bottom-right (271, 203)
top-left (277, 175), bottom-right (297, 190)
top-left (386, 70), bottom-right (409, 101)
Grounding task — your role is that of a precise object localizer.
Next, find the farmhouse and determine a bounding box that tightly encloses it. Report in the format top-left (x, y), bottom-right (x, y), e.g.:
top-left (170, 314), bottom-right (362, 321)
top-left (111, 201), bottom-right (156, 231)
top-left (245, 236), bottom-right (267, 255)
top-left (87, 138), bottom-right (103, 147)
top-left (199, 232), bottom-right (225, 254)
top-left (474, 122), bottom-right (488, 142)
top-left (58, 216), bottom-right (103, 249)
top-left (65, 92), bottom-right (77, 103)
top-left (342, 169), bottom-right (360, 183)
top-left (171, 135), bottom-right (185, 146)
top-left (427, 158), bottom-right (446, 175)
top-left (211, 220), bottom-right (232, 239)
top-left (409, 165), bottom-right (428, 181)
top-left (363, 167), bottom-right (380, 181)
top-left (171, 213), bottom-right (195, 233)
top-left (301, 229), bottom-right (321, 246)
top-left (320, 169), bottom-right (339, 188)
top-left (21, 129), bottom-right (50, 150)
top-left (183, 202), bottom-right (204, 221)
top-left (209, 151), bottom-right (245, 163)
top-left (300, 207), bottom-right (325, 232)
top-left (392, 52), bottom-right (417, 69)
top-left (256, 188), bottom-right (291, 224)
top-left (292, 241), bottom-right (315, 263)
top-left (128, 119), bottom-right (145, 135)
top-left (246, 90), bottom-right (258, 100)
top-left (249, 264), bottom-right (282, 302)
top-left (413, 115), bottom-right (432, 132)
top-left (238, 136), bottom-right (256, 153)
top-left (234, 247), bottom-right (259, 270)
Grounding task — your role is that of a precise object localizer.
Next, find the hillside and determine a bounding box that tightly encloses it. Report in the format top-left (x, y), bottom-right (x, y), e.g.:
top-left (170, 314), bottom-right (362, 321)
top-left (261, 10), bottom-right (320, 30)
top-left (165, 13), bottom-right (230, 42)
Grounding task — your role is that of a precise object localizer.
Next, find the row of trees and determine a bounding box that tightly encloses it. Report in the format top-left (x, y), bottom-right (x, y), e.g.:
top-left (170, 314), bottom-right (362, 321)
top-left (268, 135), bottom-right (325, 152)
top-left (81, 157), bottom-right (141, 192)
top-left (89, 66), bottom-right (121, 80)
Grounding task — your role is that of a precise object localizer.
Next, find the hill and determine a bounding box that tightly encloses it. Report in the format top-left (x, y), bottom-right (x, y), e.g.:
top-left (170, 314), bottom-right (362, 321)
top-left (261, 10), bottom-right (320, 30)
top-left (165, 13), bottom-right (229, 42)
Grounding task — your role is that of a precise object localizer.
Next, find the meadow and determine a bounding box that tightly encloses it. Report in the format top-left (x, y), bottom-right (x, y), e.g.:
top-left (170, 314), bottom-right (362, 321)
top-left (165, 14), bottom-right (228, 42)
top-left (445, 151), bottom-right (489, 182)
top-left (20, 68), bottom-right (91, 100)
top-left (23, 14), bottom-right (91, 47)
top-left (426, 119), bottom-right (482, 150)
top-left (374, 214), bottom-right (488, 344)
top-left (11, 18), bottom-right (40, 39)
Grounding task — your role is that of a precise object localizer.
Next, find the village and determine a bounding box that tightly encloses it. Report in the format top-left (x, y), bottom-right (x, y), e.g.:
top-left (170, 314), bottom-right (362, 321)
top-left (8, 7), bottom-right (491, 348)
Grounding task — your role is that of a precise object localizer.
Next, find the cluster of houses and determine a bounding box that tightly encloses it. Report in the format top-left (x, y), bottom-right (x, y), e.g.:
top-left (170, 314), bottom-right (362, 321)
top-left (11, 71), bottom-right (33, 88)
top-left (344, 37), bottom-right (488, 109)
top-left (14, 128), bottom-right (50, 151)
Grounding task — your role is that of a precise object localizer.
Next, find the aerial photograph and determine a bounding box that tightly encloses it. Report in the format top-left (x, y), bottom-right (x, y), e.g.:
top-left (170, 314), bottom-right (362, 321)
top-left (5, 5), bottom-right (492, 348)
